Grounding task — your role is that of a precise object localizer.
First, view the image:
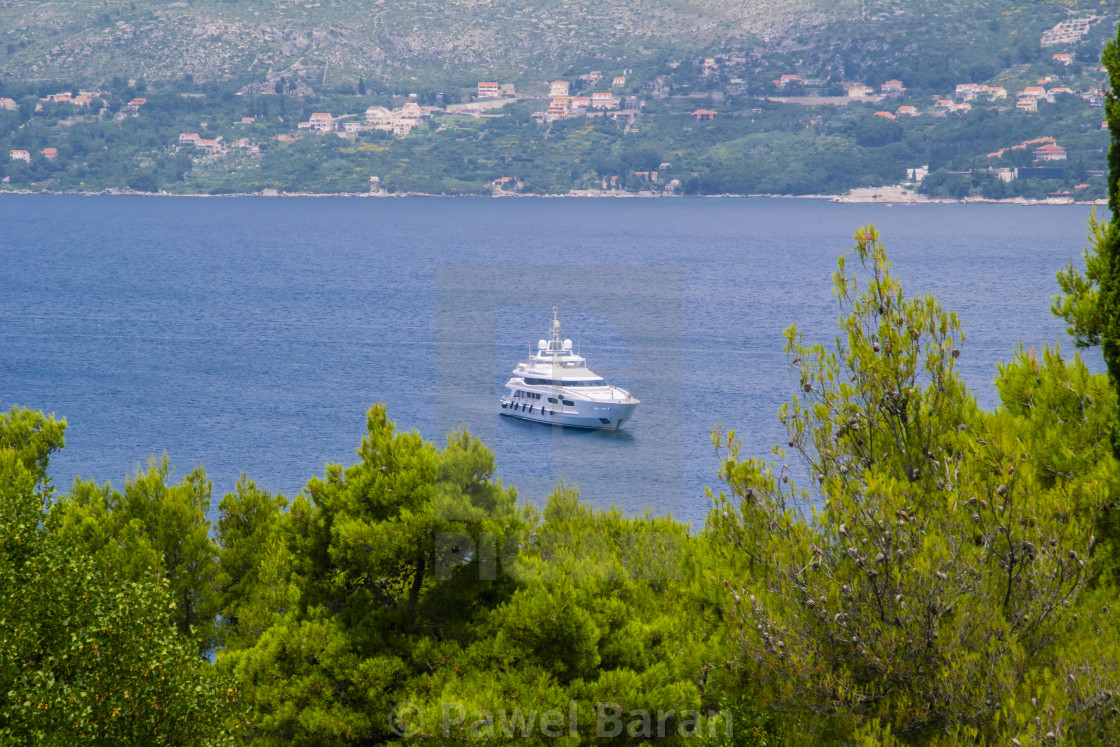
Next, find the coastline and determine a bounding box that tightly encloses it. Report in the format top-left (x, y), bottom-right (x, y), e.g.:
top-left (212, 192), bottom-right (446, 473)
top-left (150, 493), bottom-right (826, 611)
top-left (0, 187), bottom-right (1106, 206)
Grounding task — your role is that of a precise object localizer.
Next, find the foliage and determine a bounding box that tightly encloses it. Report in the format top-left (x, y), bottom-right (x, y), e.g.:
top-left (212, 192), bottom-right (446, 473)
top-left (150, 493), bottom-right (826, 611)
top-left (48, 456), bottom-right (223, 656)
top-left (1053, 211), bottom-right (1112, 348)
top-left (218, 407), bottom-right (752, 745)
top-left (0, 408), bottom-right (241, 745)
top-left (707, 226), bottom-right (1120, 743)
top-left (220, 405), bottom-right (527, 744)
top-left (214, 478), bottom-right (292, 652)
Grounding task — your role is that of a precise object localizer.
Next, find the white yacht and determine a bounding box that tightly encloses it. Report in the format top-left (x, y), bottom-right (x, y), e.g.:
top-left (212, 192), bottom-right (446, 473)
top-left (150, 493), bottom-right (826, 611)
top-left (500, 308), bottom-right (639, 430)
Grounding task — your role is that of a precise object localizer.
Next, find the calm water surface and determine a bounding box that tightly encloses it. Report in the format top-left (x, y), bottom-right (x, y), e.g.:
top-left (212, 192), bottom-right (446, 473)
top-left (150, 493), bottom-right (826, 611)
top-left (0, 196), bottom-right (1103, 526)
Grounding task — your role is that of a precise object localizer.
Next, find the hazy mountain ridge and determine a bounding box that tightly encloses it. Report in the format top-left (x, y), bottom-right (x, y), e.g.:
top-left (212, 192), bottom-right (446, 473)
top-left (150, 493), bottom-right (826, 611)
top-left (0, 0), bottom-right (845, 89)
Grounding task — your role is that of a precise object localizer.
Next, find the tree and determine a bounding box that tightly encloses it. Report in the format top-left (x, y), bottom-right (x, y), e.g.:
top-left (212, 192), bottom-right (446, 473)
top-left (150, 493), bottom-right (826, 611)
top-left (48, 456), bottom-right (222, 656)
top-left (222, 405), bottom-right (525, 744)
top-left (1053, 26), bottom-right (1120, 461)
top-left (708, 227), bottom-right (1120, 743)
top-left (0, 408), bottom-right (240, 745)
top-left (214, 478), bottom-right (292, 651)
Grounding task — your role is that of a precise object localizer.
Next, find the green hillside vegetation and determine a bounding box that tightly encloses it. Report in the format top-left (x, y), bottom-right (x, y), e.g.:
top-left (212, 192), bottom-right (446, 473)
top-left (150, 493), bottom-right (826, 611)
top-left (0, 80), bottom-right (1109, 197)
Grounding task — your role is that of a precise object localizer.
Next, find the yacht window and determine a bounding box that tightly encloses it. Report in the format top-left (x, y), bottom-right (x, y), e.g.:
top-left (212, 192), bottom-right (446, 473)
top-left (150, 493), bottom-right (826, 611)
top-left (547, 397), bottom-right (558, 404)
top-left (562, 400), bottom-right (574, 407)
top-left (524, 377), bottom-right (605, 387)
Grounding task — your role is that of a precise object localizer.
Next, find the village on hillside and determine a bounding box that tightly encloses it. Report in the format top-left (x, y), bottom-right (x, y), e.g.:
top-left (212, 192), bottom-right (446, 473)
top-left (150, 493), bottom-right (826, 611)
top-left (0, 10), bottom-right (1113, 198)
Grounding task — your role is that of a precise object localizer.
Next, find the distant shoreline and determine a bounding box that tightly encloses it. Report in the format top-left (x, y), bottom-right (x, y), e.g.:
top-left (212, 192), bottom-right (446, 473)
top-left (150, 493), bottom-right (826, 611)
top-left (0, 188), bottom-right (1106, 206)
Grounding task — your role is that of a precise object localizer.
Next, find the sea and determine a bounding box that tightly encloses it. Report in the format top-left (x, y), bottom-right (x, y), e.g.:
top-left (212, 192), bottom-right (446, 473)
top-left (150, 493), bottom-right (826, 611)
top-left (0, 195), bottom-right (1105, 528)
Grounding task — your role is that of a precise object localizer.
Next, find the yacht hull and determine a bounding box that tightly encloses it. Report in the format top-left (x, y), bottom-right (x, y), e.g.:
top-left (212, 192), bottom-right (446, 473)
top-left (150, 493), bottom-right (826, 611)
top-left (499, 399), bottom-right (637, 431)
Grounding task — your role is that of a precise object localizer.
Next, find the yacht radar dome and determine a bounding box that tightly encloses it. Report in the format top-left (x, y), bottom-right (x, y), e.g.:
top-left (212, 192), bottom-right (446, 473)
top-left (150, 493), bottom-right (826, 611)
top-left (563, 339), bottom-right (573, 350)
top-left (538, 339), bottom-right (548, 349)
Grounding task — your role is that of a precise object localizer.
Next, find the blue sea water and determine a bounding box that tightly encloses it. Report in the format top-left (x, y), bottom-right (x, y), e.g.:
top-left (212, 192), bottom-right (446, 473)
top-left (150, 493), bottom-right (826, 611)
top-left (0, 195), bottom-right (1104, 527)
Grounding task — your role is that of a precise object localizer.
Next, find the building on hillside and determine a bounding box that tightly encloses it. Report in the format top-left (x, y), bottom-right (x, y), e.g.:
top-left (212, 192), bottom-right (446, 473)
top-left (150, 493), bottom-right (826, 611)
top-left (955, 83), bottom-right (985, 101)
top-left (847, 85), bottom-right (874, 99)
top-left (240, 117), bottom-right (255, 124)
top-left (773, 74), bottom-right (803, 89)
top-left (365, 106), bottom-right (392, 124)
top-left (550, 81), bottom-right (570, 97)
top-left (570, 96), bottom-right (591, 111)
top-left (612, 76), bottom-right (626, 88)
top-left (1033, 143), bottom-right (1067, 161)
top-left (546, 96), bottom-right (570, 120)
top-left (692, 109), bottom-right (717, 121)
top-left (500, 84), bottom-right (516, 98)
top-left (178, 133), bottom-right (201, 145)
top-left (0, 97), bottom-right (18, 111)
top-left (896, 105), bottom-right (919, 117)
top-left (590, 92), bottom-right (617, 109)
top-left (8, 149), bottom-right (29, 162)
top-left (477, 82), bottom-right (500, 99)
top-left (1021, 86), bottom-right (1047, 99)
top-left (308, 112), bottom-right (334, 132)
top-left (955, 83), bottom-right (1007, 102)
top-left (1053, 53), bottom-right (1073, 65)
top-left (41, 148), bottom-right (58, 160)
top-left (124, 98), bottom-right (147, 112)
top-left (1016, 97), bottom-right (1038, 112)
top-left (881, 79), bottom-right (905, 93)
top-left (906, 165), bottom-right (929, 181)
top-left (874, 111), bottom-right (896, 120)
top-left (701, 58), bottom-right (718, 76)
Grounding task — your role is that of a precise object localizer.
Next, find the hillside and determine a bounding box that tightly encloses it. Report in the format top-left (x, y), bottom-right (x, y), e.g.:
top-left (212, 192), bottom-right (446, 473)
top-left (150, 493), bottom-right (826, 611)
top-left (2, 1), bottom-right (1112, 94)
top-left (0, 0), bottom-right (1117, 198)
top-left (0, 0), bottom-right (836, 92)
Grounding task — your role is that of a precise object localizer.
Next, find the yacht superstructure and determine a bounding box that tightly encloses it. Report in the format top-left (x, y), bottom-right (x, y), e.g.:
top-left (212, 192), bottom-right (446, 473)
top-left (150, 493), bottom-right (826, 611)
top-left (500, 308), bottom-right (638, 430)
